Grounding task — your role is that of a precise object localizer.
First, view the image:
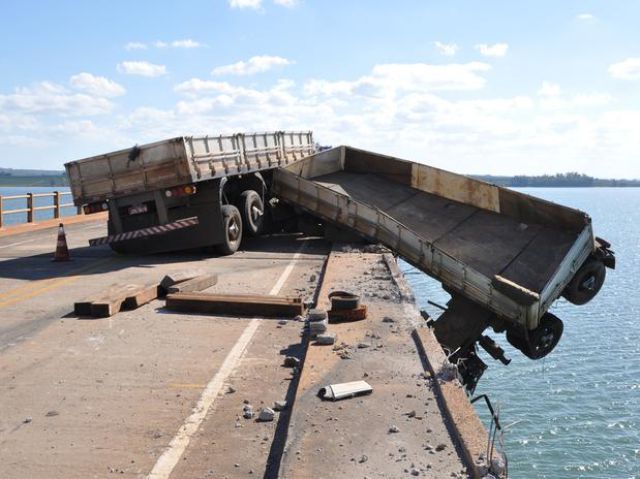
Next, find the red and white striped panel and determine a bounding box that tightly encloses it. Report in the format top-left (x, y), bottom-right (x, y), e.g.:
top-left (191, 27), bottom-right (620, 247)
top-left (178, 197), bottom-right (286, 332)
top-left (89, 217), bottom-right (199, 247)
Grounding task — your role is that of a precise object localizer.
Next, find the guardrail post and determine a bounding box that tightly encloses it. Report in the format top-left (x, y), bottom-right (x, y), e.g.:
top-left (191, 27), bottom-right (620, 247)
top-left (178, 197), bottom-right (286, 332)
top-left (0, 195), bottom-right (3, 228)
top-left (27, 192), bottom-right (34, 223)
top-left (53, 191), bottom-right (61, 219)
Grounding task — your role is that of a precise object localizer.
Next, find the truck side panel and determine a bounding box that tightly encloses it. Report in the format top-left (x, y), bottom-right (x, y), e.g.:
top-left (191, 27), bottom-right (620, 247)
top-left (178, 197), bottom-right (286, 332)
top-left (67, 138), bottom-right (190, 205)
top-left (66, 131), bottom-right (314, 206)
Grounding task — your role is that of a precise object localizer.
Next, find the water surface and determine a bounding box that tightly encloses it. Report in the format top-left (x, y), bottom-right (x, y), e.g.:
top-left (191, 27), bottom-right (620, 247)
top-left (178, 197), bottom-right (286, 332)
top-left (0, 186), bottom-right (74, 226)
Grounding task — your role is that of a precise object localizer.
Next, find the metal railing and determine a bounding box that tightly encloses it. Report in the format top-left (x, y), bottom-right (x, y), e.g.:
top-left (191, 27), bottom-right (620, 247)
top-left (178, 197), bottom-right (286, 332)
top-left (0, 191), bottom-right (81, 229)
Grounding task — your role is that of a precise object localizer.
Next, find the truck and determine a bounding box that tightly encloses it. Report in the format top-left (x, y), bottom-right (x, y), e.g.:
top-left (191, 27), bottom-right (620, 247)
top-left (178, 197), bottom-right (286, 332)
top-left (66, 134), bottom-right (615, 375)
top-left (272, 145), bottom-right (615, 377)
top-left (65, 131), bottom-right (315, 254)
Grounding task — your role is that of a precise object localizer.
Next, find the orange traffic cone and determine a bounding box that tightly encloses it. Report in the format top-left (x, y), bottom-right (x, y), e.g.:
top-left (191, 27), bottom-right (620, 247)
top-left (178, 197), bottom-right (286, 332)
top-left (52, 223), bottom-right (71, 262)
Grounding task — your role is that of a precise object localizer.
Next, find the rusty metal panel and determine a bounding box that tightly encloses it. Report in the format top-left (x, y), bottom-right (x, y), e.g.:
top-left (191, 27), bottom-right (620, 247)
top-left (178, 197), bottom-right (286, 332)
top-left (65, 131), bottom-right (315, 205)
top-left (272, 168), bottom-right (531, 327)
top-left (411, 163), bottom-right (500, 213)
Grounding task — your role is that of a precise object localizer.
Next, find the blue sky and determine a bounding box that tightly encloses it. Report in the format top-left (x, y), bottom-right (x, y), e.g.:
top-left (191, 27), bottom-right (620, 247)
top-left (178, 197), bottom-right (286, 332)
top-left (1, 0), bottom-right (639, 177)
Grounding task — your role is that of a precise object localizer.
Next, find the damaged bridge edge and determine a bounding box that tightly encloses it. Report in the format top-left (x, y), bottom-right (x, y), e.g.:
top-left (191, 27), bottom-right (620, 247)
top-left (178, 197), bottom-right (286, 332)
top-left (382, 253), bottom-right (496, 479)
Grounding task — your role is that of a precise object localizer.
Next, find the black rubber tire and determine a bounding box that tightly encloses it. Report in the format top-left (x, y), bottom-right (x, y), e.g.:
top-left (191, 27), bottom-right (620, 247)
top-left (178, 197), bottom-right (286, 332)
top-left (329, 291), bottom-right (360, 310)
top-left (507, 313), bottom-right (564, 360)
top-left (562, 258), bottom-right (606, 305)
top-left (239, 190), bottom-right (264, 237)
top-left (216, 205), bottom-right (242, 256)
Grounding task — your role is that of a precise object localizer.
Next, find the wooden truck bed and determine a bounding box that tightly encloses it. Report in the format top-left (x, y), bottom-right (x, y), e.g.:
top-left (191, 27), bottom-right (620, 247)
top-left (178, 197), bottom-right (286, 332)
top-left (273, 146), bottom-right (595, 330)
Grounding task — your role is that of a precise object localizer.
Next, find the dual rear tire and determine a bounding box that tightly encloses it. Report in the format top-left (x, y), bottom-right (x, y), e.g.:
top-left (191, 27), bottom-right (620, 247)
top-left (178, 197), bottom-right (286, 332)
top-left (216, 190), bottom-right (265, 256)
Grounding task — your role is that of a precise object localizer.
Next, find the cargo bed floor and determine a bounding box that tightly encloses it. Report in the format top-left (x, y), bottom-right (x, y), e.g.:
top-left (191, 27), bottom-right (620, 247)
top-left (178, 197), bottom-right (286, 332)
top-left (315, 172), bottom-right (578, 293)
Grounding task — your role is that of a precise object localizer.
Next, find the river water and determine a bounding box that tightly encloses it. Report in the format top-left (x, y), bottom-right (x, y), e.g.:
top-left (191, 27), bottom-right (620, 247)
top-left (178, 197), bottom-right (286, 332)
top-left (402, 188), bottom-right (640, 479)
top-left (0, 186), bottom-right (74, 226)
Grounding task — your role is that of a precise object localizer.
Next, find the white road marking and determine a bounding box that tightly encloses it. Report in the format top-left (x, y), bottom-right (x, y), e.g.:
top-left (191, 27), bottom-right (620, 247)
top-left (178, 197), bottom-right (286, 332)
top-left (147, 241), bottom-right (307, 479)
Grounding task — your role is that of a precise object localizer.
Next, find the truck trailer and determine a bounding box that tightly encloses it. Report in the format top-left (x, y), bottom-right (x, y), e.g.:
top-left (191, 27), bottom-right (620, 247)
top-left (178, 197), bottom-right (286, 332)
top-left (65, 131), bottom-right (314, 254)
top-left (66, 133), bottom-right (614, 372)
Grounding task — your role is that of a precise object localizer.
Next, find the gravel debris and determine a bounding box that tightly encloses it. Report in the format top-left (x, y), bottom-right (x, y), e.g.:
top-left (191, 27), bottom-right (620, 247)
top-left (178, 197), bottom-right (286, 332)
top-left (258, 407), bottom-right (275, 422)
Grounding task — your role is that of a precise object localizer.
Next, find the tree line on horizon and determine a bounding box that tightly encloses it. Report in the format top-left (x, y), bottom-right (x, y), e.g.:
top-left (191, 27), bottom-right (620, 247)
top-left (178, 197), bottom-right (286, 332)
top-left (473, 172), bottom-right (640, 187)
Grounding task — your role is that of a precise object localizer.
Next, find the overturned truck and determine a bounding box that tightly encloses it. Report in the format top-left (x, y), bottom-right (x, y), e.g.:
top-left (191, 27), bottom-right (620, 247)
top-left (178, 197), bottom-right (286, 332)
top-left (272, 146), bottom-right (614, 387)
top-left (66, 133), bottom-right (614, 384)
top-left (65, 131), bottom-right (314, 254)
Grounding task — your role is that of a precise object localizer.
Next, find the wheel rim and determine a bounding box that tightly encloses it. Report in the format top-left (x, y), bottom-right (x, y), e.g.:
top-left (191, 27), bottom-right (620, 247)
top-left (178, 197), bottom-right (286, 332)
top-left (533, 327), bottom-right (556, 354)
top-left (228, 217), bottom-right (240, 241)
top-left (251, 203), bottom-right (263, 222)
top-left (580, 274), bottom-right (597, 291)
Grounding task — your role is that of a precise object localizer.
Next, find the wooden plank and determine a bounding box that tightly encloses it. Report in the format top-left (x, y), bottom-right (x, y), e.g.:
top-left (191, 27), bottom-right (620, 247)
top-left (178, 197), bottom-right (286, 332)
top-left (74, 283), bottom-right (137, 316)
top-left (165, 292), bottom-right (304, 318)
top-left (89, 284), bottom-right (144, 318)
top-left (166, 274), bottom-right (218, 294)
top-left (159, 270), bottom-right (206, 295)
top-left (122, 284), bottom-right (160, 310)
top-left (411, 163), bottom-right (501, 213)
top-left (498, 187), bottom-right (588, 232)
top-left (89, 285), bottom-right (139, 318)
top-left (73, 300), bottom-right (94, 316)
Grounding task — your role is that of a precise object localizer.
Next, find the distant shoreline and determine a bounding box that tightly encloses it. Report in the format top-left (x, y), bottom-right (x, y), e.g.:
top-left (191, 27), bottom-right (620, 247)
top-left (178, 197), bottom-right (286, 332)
top-left (0, 177), bottom-right (68, 187)
top-left (472, 173), bottom-right (640, 187)
top-left (1, 171), bottom-right (639, 188)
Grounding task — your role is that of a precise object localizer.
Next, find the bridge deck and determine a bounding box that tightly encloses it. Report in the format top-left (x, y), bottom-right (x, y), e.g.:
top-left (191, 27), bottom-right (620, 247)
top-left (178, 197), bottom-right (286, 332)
top-left (0, 219), bottom-right (480, 479)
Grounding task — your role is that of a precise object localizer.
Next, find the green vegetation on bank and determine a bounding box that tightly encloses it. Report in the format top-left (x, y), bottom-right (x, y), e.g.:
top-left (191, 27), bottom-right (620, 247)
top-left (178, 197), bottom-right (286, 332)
top-left (0, 168), bottom-right (68, 187)
top-left (1, 168), bottom-right (639, 188)
top-left (0, 174), bottom-right (68, 187)
top-left (473, 172), bottom-right (640, 187)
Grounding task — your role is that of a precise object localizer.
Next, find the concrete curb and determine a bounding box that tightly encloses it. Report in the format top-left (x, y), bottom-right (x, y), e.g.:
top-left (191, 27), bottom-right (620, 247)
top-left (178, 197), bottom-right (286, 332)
top-left (383, 254), bottom-right (495, 478)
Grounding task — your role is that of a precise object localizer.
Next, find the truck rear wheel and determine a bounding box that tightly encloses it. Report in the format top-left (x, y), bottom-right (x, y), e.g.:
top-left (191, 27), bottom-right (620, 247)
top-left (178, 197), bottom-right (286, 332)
top-left (239, 190), bottom-right (264, 237)
top-left (562, 258), bottom-right (606, 305)
top-left (506, 312), bottom-right (564, 360)
top-left (216, 205), bottom-right (242, 255)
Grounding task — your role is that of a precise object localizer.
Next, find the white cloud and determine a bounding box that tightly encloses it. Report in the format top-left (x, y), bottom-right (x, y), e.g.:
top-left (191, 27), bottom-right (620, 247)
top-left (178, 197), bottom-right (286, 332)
top-left (70, 73), bottom-right (126, 98)
top-left (212, 55), bottom-right (293, 76)
top-left (117, 61), bottom-right (167, 77)
top-left (229, 0), bottom-right (262, 8)
top-left (125, 39), bottom-right (202, 50)
top-left (3, 59), bottom-right (639, 178)
top-left (434, 41), bottom-right (459, 56)
top-left (125, 42), bottom-right (147, 51)
top-left (274, 0), bottom-right (299, 7)
top-left (576, 13), bottom-right (596, 21)
top-left (0, 82), bottom-right (113, 116)
top-left (538, 81), bottom-right (561, 97)
top-left (474, 43), bottom-right (509, 57)
top-left (304, 62), bottom-right (491, 97)
top-left (171, 39), bottom-right (201, 48)
top-left (609, 58), bottom-right (640, 80)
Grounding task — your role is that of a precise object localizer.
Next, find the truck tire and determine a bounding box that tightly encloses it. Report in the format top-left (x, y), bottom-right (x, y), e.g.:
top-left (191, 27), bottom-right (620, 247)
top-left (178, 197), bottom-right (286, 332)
top-left (239, 190), bottom-right (264, 237)
top-left (562, 258), bottom-right (606, 305)
top-left (216, 205), bottom-right (242, 255)
top-left (506, 312), bottom-right (563, 360)
top-left (328, 291), bottom-right (360, 310)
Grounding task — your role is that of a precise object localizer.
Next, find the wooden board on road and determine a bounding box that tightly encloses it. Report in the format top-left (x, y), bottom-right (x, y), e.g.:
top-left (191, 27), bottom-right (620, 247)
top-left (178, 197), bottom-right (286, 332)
top-left (166, 274), bottom-right (218, 294)
top-left (75, 283), bottom-right (160, 318)
top-left (165, 292), bottom-right (304, 318)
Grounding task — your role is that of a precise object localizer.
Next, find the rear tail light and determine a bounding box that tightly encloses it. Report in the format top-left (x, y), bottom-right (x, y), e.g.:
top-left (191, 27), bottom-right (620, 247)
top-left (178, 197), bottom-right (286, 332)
top-left (83, 201), bottom-right (108, 214)
top-left (165, 184), bottom-right (197, 198)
